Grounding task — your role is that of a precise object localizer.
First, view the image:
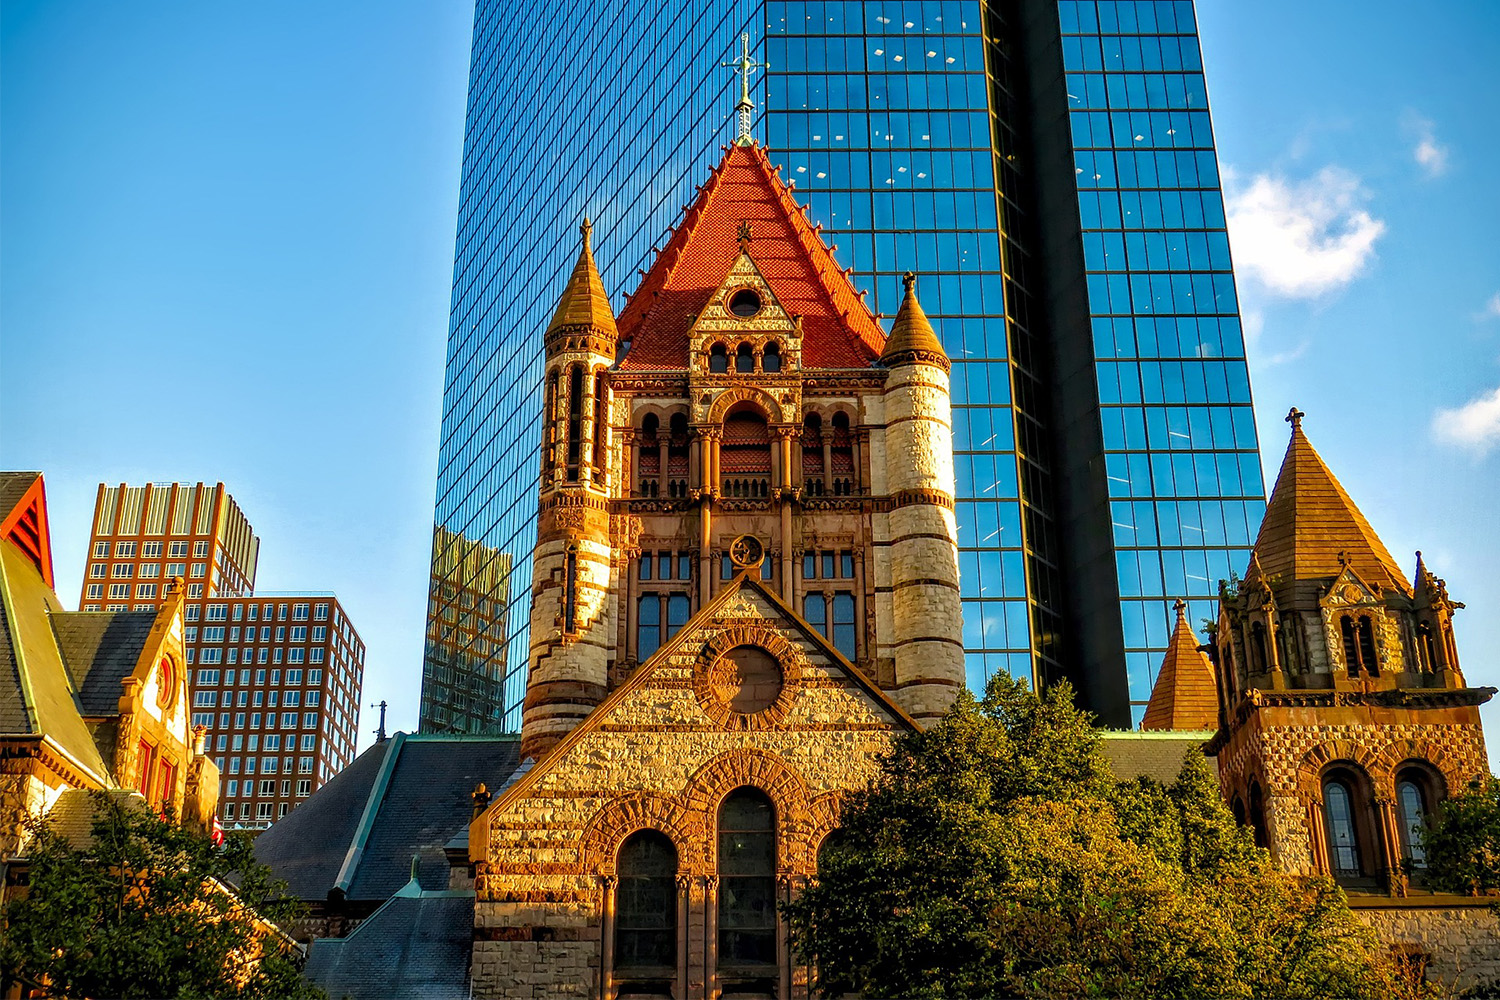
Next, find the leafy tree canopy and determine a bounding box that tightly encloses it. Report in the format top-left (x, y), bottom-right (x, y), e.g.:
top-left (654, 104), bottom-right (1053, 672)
top-left (787, 674), bottom-right (1428, 999)
top-left (1422, 775), bottom-right (1500, 897)
top-left (0, 792), bottom-right (324, 1000)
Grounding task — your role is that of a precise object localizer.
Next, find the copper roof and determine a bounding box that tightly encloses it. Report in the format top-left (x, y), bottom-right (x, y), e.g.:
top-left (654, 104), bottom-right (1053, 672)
top-left (1246, 411), bottom-right (1410, 596)
top-left (546, 219), bottom-right (617, 338)
top-left (617, 142), bottom-right (885, 370)
top-left (880, 272), bottom-right (946, 366)
top-left (1141, 601), bottom-right (1219, 732)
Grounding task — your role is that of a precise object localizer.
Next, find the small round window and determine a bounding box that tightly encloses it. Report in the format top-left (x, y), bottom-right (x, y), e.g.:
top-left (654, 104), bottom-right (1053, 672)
top-left (712, 646), bottom-right (783, 714)
top-left (727, 288), bottom-right (762, 318)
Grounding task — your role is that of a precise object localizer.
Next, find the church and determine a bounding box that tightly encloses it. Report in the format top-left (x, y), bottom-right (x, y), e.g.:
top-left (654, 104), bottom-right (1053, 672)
top-left (269, 116), bottom-right (1498, 1000)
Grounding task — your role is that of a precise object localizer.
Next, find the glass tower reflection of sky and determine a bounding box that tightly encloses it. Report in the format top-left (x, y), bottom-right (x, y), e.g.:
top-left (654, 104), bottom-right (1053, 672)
top-left (421, 0), bottom-right (1263, 733)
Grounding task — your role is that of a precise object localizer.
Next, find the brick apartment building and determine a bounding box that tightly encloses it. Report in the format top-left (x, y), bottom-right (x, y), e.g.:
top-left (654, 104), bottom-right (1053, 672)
top-left (79, 482), bottom-right (364, 828)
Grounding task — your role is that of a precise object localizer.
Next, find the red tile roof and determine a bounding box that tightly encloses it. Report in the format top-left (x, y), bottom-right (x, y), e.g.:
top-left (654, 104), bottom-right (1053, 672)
top-left (1141, 601), bottom-right (1219, 732)
top-left (617, 142), bottom-right (886, 371)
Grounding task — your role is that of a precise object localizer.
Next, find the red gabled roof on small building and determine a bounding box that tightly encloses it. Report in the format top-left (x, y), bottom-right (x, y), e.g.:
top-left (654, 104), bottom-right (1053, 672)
top-left (617, 142), bottom-right (886, 371)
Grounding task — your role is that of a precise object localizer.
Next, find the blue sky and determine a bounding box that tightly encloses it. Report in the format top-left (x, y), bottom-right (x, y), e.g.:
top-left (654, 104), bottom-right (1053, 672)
top-left (3, 1), bottom-right (1497, 757)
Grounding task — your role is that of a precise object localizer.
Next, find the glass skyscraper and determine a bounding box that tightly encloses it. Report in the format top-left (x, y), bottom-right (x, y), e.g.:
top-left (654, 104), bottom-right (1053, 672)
top-left (420, 0), bottom-right (1263, 733)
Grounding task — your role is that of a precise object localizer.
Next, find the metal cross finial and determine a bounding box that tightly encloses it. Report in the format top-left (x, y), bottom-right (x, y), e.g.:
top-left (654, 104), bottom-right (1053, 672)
top-left (581, 216), bottom-right (593, 251)
top-left (722, 33), bottom-right (768, 143)
top-left (370, 699), bottom-right (389, 742)
top-left (737, 220), bottom-right (753, 249)
top-left (902, 271), bottom-right (917, 293)
top-left (1286, 406), bottom-right (1305, 427)
top-left (1173, 597), bottom-right (1187, 617)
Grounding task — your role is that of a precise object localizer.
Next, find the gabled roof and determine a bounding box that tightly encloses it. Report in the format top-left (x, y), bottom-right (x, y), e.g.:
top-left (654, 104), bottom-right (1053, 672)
top-left (546, 220), bottom-right (617, 338)
top-left (254, 733), bottom-right (522, 903)
top-left (51, 612), bottom-right (160, 716)
top-left (303, 889), bottom-right (473, 1000)
top-left (479, 569), bottom-right (918, 829)
top-left (617, 141), bottom-right (885, 370)
top-left (1141, 601), bottom-right (1218, 732)
top-left (0, 540), bottom-right (112, 784)
top-left (1246, 412), bottom-right (1410, 598)
top-left (0, 472), bottom-right (53, 588)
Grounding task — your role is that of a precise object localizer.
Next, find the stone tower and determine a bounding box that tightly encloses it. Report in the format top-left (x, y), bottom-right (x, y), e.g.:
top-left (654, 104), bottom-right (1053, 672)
top-left (520, 220), bottom-right (620, 759)
top-left (876, 274), bottom-right (964, 723)
top-left (1208, 409), bottom-right (1493, 892)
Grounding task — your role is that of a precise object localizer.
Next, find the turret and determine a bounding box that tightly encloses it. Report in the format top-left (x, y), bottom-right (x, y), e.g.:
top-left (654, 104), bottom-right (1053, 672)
top-left (522, 220), bottom-right (620, 759)
top-left (877, 273), bottom-right (964, 723)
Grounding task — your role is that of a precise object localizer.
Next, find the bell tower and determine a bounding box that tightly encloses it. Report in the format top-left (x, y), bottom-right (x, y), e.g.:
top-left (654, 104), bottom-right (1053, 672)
top-left (521, 220), bottom-right (620, 759)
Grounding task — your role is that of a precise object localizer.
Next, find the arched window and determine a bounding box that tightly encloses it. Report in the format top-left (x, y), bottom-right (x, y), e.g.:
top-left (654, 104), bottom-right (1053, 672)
top-left (1231, 795), bottom-right (1247, 826)
top-left (542, 371), bottom-right (560, 477)
top-left (801, 414), bottom-right (824, 496)
top-left (1340, 614), bottom-right (1380, 677)
top-left (638, 415), bottom-right (661, 497)
top-left (592, 370), bottom-right (609, 481)
top-left (1247, 781), bottom-right (1268, 849)
top-left (762, 342), bottom-right (781, 373)
top-left (709, 343), bottom-right (729, 373)
top-left (1249, 621), bottom-right (1268, 673)
top-left (1323, 778), bottom-right (1362, 877)
top-left (615, 830), bottom-right (677, 993)
top-left (718, 788), bottom-right (777, 990)
top-left (1395, 765), bottom-right (1442, 869)
top-left (667, 413), bottom-right (689, 499)
top-left (735, 343), bottom-right (755, 373)
top-left (830, 411), bottom-right (856, 495)
top-left (721, 408), bottom-right (771, 498)
top-left (565, 366), bottom-right (584, 482)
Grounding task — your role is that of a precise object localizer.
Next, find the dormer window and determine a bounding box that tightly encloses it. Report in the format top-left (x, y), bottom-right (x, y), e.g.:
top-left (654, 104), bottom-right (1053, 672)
top-left (762, 342), bottom-right (781, 372)
top-left (727, 287), bottom-right (761, 317)
top-left (735, 343), bottom-right (755, 373)
top-left (709, 343), bottom-right (729, 373)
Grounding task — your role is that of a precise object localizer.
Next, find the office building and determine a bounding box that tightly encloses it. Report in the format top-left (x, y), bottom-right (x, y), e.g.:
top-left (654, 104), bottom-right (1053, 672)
top-left (80, 483), bottom-right (365, 827)
top-left (424, 0), bottom-right (1263, 731)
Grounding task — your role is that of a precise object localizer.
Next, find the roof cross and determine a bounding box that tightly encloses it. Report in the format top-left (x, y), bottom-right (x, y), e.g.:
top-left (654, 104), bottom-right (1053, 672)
top-left (1285, 406), bottom-right (1305, 427)
top-left (722, 33), bottom-right (768, 144)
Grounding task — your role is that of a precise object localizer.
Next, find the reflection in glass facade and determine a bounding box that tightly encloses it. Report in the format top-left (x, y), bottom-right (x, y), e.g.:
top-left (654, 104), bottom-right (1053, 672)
top-left (422, 0), bottom-right (1262, 732)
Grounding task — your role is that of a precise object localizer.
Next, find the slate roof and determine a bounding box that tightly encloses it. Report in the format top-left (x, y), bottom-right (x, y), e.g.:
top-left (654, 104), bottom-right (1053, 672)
top-left (1102, 731), bottom-right (1216, 784)
top-left (0, 473), bottom-right (38, 524)
top-left (547, 220), bottom-right (617, 337)
top-left (1141, 601), bottom-right (1219, 732)
top-left (1247, 413), bottom-right (1410, 601)
top-left (254, 733), bottom-right (523, 903)
top-left (51, 612), bottom-right (158, 715)
top-left (303, 888), bottom-right (473, 1000)
top-left (0, 541), bottom-right (112, 783)
top-left (617, 141), bottom-right (886, 371)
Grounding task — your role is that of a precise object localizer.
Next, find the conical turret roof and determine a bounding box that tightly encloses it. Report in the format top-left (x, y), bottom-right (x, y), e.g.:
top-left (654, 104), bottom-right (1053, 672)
top-left (616, 141), bottom-right (885, 370)
top-left (1246, 409), bottom-right (1410, 597)
top-left (546, 219), bottom-right (617, 338)
top-left (880, 272), bottom-right (947, 368)
top-left (1141, 600), bottom-right (1218, 731)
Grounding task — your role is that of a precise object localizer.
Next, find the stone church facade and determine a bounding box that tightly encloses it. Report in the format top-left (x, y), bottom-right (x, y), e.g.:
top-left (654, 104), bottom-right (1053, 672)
top-left (468, 137), bottom-right (964, 999)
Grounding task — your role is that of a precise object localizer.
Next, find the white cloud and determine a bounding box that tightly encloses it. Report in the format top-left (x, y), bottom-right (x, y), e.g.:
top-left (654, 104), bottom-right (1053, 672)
top-left (1483, 292), bottom-right (1500, 321)
top-left (1407, 115), bottom-right (1450, 178)
top-left (1223, 166), bottom-right (1386, 299)
top-left (1433, 386), bottom-right (1500, 454)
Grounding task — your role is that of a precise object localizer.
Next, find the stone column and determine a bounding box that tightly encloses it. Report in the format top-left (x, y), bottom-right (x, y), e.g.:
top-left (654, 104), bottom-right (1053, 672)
top-left (676, 874), bottom-right (692, 1000)
top-left (703, 875), bottom-right (719, 1000)
top-left (600, 874), bottom-right (617, 1000)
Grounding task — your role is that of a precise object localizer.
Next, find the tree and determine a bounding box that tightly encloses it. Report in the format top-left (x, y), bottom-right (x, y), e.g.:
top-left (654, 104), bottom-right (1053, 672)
top-left (0, 792), bottom-right (325, 999)
top-left (786, 675), bottom-right (1429, 999)
top-left (1421, 775), bottom-right (1500, 897)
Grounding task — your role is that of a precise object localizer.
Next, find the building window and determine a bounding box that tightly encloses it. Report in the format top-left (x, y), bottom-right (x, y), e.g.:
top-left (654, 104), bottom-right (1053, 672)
top-left (637, 593), bottom-right (690, 661)
top-left (86, 584), bottom-right (104, 599)
top-left (566, 365), bottom-right (585, 481)
top-left (614, 830), bottom-right (677, 992)
top-left (829, 411), bottom-right (856, 495)
top-left (762, 341), bottom-right (781, 372)
top-left (708, 342), bottom-right (729, 373)
top-left (637, 414), bottom-right (661, 497)
top-left (111, 564), bottom-right (134, 578)
top-left (564, 548), bottom-right (579, 632)
top-left (593, 370), bottom-right (609, 479)
top-left (1396, 765), bottom-right (1442, 869)
top-left (802, 592), bottom-right (857, 661)
top-left (139, 563), bottom-right (160, 579)
top-left (115, 541), bottom-right (136, 558)
top-left (721, 407), bottom-right (771, 498)
top-left (1323, 779), bottom-right (1361, 877)
top-left (292, 603), bottom-right (309, 621)
top-left (168, 541), bottom-right (189, 558)
top-left (718, 788), bottom-right (777, 988)
top-left (1321, 766), bottom-right (1379, 886)
top-left (1339, 614), bottom-right (1379, 677)
top-left (735, 342), bottom-right (755, 372)
top-left (89, 563), bottom-right (106, 579)
top-left (92, 541), bottom-right (109, 558)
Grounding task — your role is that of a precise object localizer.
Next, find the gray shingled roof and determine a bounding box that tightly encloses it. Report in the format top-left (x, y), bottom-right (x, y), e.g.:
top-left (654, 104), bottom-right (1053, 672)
top-left (1101, 731), bottom-right (1216, 784)
top-left (0, 473), bottom-right (39, 524)
top-left (51, 612), bottom-right (158, 715)
top-left (303, 891), bottom-right (473, 1000)
top-left (254, 733), bottom-right (522, 904)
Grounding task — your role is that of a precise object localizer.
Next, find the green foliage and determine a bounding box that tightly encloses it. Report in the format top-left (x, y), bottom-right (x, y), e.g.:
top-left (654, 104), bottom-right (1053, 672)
top-left (0, 792), bottom-right (325, 1000)
top-left (1422, 776), bottom-right (1500, 896)
top-left (787, 673), bottom-right (1430, 999)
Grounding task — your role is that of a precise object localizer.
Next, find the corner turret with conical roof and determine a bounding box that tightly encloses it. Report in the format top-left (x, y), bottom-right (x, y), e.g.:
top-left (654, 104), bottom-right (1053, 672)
top-left (1207, 408), bottom-right (1493, 895)
top-left (1141, 599), bottom-right (1218, 731)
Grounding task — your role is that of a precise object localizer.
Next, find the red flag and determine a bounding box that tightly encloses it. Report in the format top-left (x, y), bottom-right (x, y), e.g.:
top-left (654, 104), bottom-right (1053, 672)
top-left (212, 815), bottom-right (225, 846)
